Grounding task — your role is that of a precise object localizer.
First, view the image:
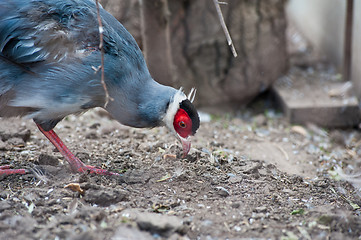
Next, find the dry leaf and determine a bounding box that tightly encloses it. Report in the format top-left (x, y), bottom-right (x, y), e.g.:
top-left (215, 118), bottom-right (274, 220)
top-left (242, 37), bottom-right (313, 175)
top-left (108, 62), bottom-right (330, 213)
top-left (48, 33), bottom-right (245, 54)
top-left (64, 183), bottom-right (85, 195)
top-left (291, 125), bottom-right (308, 137)
top-left (163, 154), bottom-right (177, 160)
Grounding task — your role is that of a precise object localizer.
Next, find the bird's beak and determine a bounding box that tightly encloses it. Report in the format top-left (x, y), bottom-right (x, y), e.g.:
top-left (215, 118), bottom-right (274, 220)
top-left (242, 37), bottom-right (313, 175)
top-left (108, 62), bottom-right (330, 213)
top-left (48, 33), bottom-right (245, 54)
top-left (179, 136), bottom-right (191, 158)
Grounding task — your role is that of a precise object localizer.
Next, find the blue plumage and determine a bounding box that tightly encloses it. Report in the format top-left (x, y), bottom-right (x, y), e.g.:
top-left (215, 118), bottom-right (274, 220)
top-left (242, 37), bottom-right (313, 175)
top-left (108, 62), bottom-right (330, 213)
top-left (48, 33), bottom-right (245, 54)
top-left (0, 0), bottom-right (199, 175)
top-left (0, 0), bottom-right (177, 130)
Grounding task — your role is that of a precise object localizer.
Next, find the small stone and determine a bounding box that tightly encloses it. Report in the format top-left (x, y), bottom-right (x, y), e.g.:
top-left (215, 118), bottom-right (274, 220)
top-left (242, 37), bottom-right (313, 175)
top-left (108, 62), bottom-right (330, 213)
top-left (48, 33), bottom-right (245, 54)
top-left (85, 131), bottom-right (98, 139)
top-left (84, 189), bottom-right (127, 207)
top-left (7, 137), bottom-right (24, 147)
top-left (137, 212), bottom-right (184, 237)
top-left (254, 114), bottom-right (267, 126)
top-left (101, 127), bottom-right (114, 135)
top-left (38, 153), bottom-right (59, 166)
top-left (121, 209), bottom-right (185, 238)
top-left (231, 202), bottom-right (240, 208)
top-left (112, 225), bottom-right (154, 240)
top-left (329, 130), bottom-right (346, 146)
top-left (254, 206), bottom-right (268, 213)
top-left (16, 129), bottom-right (31, 142)
top-left (76, 152), bottom-right (90, 161)
top-left (0, 200), bottom-right (12, 211)
top-left (0, 139), bottom-right (7, 150)
top-left (89, 123), bottom-right (101, 129)
top-left (215, 186), bottom-right (230, 197)
top-left (240, 161), bottom-right (262, 174)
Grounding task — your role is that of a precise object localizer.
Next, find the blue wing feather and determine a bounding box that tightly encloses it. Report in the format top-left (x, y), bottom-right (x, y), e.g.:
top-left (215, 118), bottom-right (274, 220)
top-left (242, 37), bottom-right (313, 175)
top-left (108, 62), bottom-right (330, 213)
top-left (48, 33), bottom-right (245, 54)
top-left (0, 0), bottom-right (174, 130)
top-left (0, 0), bottom-right (101, 63)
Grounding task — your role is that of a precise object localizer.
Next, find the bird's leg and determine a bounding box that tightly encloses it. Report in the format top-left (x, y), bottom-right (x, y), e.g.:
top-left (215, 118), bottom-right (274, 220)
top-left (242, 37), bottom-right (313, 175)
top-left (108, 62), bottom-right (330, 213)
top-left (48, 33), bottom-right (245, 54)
top-left (0, 165), bottom-right (28, 176)
top-left (36, 124), bottom-right (118, 176)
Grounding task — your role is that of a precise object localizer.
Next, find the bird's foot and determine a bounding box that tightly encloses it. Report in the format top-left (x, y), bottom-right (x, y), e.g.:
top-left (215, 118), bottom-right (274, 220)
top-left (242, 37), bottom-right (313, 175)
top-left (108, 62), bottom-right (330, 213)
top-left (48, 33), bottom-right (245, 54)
top-left (74, 164), bottom-right (119, 176)
top-left (36, 124), bottom-right (119, 176)
top-left (0, 165), bottom-right (28, 176)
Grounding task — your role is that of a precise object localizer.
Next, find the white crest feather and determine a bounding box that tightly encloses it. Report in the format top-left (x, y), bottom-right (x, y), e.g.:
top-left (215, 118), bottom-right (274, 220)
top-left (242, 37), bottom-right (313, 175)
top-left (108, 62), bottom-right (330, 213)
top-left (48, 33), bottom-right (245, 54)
top-left (187, 88), bottom-right (197, 103)
top-left (163, 87), bottom-right (197, 134)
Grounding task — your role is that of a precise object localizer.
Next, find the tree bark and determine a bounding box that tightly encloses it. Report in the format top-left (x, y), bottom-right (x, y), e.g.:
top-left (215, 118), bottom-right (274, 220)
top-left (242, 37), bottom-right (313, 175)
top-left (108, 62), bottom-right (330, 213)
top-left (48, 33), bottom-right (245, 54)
top-left (139, 0), bottom-right (176, 85)
top-left (103, 0), bottom-right (288, 108)
top-left (167, 0), bottom-right (288, 107)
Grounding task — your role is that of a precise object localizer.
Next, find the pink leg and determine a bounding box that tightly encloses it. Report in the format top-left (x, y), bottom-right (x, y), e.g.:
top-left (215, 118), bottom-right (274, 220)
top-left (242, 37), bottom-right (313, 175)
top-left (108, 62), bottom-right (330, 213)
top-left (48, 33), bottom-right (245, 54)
top-left (0, 165), bottom-right (27, 175)
top-left (36, 124), bottom-right (118, 176)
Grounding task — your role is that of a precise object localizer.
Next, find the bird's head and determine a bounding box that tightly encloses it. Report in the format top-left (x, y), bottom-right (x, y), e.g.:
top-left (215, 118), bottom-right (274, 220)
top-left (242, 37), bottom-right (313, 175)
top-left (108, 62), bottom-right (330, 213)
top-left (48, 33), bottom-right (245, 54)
top-left (163, 88), bottom-right (200, 157)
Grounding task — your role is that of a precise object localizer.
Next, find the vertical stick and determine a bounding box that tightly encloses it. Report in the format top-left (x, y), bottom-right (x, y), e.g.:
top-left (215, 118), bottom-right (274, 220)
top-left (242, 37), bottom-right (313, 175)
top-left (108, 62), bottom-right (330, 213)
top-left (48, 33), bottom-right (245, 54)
top-left (212, 0), bottom-right (237, 57)
top-left (344, 0), bottom-right (354, 81)
top-left (95, 0), bottom-right (113, 107)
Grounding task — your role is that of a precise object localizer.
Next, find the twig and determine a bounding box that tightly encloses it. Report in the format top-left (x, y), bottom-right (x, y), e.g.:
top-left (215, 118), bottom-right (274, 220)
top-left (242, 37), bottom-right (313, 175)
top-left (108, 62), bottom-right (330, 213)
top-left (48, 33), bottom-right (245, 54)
top-left (212, 0), bottom-right (237, 57)
top-left (95, 0), bottom-right (113, 107)
top-left (273, 144), bottom-right (289, 161)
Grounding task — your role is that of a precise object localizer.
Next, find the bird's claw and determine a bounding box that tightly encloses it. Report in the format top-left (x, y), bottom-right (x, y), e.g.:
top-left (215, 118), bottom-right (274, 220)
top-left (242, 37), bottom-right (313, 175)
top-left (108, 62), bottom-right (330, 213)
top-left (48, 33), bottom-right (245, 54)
top-left (75, 165), bottom-right (119, 176)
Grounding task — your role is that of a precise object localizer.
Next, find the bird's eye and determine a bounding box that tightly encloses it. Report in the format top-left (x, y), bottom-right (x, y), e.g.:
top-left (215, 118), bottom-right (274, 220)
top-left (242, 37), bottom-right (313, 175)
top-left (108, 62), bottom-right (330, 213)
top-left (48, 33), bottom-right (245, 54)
top-left (179, 121), bottom-right (186, 128)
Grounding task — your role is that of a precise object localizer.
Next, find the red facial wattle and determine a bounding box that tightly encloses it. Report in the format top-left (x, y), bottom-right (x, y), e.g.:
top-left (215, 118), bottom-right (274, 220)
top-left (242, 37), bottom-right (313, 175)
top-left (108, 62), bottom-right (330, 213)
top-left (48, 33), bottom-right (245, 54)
top-left (173, 108), bottom-right (192, 138)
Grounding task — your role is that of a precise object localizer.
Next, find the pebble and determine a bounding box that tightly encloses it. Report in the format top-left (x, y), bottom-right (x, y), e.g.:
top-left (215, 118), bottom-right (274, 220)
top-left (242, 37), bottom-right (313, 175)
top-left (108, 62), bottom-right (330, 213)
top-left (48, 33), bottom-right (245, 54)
top-left (84, 189), bottom-right (127, 207)
top-left (0, 139), bottom-right (7, 150)
top-left (215, 186), bottom-right (230, 197)
top-left (112, 225), bottom-right (154, 240)
top-left (0, 200), bottom-right (11, 211)
top-left (121, 209), bottom-right (185, 237)
top-left (253, 206), bottom-right (268, 213)
top-left (253, 114), bottom-right (267, 126)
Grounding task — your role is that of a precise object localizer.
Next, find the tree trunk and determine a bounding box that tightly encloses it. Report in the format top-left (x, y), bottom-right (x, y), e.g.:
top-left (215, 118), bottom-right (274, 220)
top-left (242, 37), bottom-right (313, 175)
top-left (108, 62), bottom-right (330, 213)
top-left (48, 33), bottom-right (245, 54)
top-left (139, 0), bottom-right (176, 85)
top-left (102, 0), bottom-right (288, 108)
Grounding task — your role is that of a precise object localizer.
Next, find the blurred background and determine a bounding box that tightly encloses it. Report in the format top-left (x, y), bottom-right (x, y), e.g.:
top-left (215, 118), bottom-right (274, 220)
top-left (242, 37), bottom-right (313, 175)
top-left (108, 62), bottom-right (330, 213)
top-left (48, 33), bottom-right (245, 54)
top-left (100, 0), bottom-right (360, 128)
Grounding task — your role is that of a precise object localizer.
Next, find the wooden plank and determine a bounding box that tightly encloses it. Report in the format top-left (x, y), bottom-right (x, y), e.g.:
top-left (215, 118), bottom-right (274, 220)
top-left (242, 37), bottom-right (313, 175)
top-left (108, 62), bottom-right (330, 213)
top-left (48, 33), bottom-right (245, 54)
top-left (272, 68), bottom-right (360, 127)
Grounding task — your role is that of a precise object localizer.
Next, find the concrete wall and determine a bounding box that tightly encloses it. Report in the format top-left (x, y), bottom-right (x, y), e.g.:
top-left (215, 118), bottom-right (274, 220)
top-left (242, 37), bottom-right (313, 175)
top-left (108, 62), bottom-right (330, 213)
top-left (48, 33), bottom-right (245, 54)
top-left (286, 0), bottom-right (346, 70)
top-left (287, 0), bottom-right (361, 100)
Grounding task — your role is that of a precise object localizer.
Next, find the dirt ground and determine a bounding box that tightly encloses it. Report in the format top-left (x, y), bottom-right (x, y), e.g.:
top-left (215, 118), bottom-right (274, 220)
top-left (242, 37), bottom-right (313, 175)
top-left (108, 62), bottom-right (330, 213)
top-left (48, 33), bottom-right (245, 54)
top-left (1, 84), bottom-right (361, 239)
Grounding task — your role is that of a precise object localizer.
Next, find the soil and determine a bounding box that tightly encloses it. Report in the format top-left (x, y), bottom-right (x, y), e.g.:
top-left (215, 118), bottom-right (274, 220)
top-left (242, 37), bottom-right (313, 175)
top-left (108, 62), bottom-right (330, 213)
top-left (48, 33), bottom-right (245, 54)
top-left (1, 97), bottom-right (361, 239)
